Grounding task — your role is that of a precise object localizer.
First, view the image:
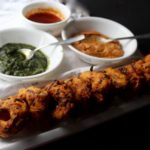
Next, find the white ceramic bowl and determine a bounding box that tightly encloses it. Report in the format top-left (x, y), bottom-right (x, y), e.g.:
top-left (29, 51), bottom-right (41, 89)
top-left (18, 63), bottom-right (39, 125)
top-left (21, 1), bottom-right (71, 36)
top-left (62, 17), bottom-right (137, 65)
top-left (0, 28), bottom-right (63, 82)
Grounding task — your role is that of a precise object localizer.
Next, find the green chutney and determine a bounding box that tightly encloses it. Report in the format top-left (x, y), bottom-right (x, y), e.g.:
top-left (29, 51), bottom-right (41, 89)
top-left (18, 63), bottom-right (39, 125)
top-left (0, 43), bottom-right (48, 76)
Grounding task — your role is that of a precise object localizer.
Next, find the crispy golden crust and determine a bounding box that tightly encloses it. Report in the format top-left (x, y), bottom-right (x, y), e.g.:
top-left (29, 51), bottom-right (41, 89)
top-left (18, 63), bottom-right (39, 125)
top-left (45, 78), bottom-right (91, 120)
top-left (119, 64), bottom-right (143, 90)
top-left (0, 97), bottom-right (29, 138)
top-left (79, 71), bottom-right (111, 102)
top-left (44, 80), bottom-right (74, 120)
top-left (17, 86), bottom-right (48, 120)
top-left (104, 68), bottom-right (128, 89)
top-left (45, 80), bottom-right (73, 103)
top-left (133, 60), bottom-right (144, 76)
top-left (133, 57), bottom-right (150, 84)
top-left (65, 77), bottom-right (91, 103)
top-left (52, 103), bottom-right (74, 120)
top-left (143, 56), bottom-right (150, 83)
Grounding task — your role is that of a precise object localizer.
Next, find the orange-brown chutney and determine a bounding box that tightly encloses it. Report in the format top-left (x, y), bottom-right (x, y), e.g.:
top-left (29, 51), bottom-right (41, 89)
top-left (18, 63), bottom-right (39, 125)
top-left (72, 31), bottom-right (124, 58)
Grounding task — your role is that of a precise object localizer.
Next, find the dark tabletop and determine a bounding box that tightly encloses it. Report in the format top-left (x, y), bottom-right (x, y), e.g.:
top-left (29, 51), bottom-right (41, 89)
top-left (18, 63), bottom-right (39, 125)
top-left (36, 0), bottom-right (150, 149)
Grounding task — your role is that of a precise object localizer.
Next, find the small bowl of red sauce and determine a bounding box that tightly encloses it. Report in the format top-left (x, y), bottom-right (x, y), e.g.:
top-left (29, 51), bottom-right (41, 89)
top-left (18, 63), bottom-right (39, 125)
top-left (21, 1), bottom-right (71, 36)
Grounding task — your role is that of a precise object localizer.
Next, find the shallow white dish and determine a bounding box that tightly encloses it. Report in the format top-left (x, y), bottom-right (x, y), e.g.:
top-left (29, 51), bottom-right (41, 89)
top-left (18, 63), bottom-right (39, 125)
top-left (62, 16), bottom-right (137, 65)
top-left (0, 27), bottom-right (63, 82)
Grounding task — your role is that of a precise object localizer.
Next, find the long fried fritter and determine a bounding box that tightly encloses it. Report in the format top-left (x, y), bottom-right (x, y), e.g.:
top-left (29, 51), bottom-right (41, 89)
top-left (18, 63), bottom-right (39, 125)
top-left (0, 97), bottom-right (29, 138)
top-left (0, 54), bottom-right (150, 138)
top-left (17, 86), bottom-right (48, 120)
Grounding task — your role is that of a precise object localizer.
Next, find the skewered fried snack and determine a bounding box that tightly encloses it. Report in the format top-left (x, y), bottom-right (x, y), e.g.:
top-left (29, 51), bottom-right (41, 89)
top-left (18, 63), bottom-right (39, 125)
top-left (17, 86), bottom-right (49, 120)
top-left (64, 76), bottom-right (91, 103)
top-left (0, 87), bottom-right (49, 138)
top-left (119, 64), bottom-right (143, 90)
top-left (79, 71), bottom-right (111, 102)
top-left (52, 102), bottom-right (74, 120)
top-left (0, 96), bottom-right (29, 138)
top-left (103, 68), bottom-right (128, 89)
top-left (45, 77), bottom-right (91, 120)
top-left (46, 55), bottom-right (150, 120)
top-left (132, 54), bottom-right (150, 85)
top-left (45, 80), bottom-right (74, 120)
top-left (142, 54), bottom-right (150, 84)
top-left (45, 81), bottom-right (73, 104)
top-left (0, 54), bottom-right (150, 138)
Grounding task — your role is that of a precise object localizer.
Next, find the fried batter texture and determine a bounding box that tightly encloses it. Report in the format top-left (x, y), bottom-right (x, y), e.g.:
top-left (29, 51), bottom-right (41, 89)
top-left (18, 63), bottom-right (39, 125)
top-left (17, 86), bottom-right (49, 120)
top-left (0, 97), bottom-right (29, 138)
top-left (0, 54), bottom-right (150, 138)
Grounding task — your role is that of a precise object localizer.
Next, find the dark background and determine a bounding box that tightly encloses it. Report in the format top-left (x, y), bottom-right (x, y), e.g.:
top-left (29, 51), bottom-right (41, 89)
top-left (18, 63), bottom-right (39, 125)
top-left (36, 0), bottom-right (150, 149)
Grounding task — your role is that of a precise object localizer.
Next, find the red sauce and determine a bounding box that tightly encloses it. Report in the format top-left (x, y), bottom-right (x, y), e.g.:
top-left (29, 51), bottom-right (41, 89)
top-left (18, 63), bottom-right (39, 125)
top-left (27, 12), bottom-right (62, 23)
top-left (26, 8), bottom-right (64, 24)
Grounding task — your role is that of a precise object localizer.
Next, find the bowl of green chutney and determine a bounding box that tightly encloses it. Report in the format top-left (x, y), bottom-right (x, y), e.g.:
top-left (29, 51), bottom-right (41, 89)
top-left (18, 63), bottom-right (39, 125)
top-left (0, 27), bottom-right (63, 82)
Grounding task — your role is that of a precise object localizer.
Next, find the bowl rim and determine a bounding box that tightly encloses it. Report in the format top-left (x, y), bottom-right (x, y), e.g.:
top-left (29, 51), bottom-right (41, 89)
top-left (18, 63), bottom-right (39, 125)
top-left (62, 16), bottom-right (138, 61)
top-left (21, 1), bottom-right (71, 26)
top-left (0, 27), bottom-right (64, 80)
